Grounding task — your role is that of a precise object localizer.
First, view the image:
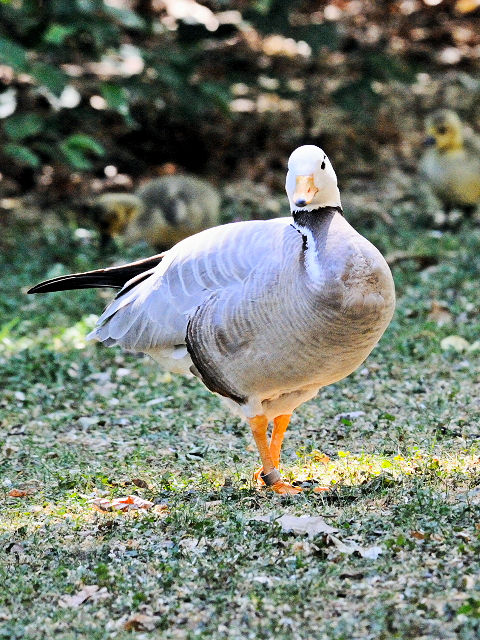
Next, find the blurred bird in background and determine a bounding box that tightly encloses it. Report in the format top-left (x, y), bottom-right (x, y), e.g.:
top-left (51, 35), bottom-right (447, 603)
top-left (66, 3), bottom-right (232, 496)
top-left (93, 175), bottom-right (221, 250)
top-left (420, 110), bottom-right (480, 227)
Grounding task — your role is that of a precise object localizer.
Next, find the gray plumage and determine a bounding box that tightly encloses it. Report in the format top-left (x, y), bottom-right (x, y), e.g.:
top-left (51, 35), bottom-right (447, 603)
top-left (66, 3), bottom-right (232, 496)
top-left (30, 145), bottom-right (395, 493)
top-left (89, 209), bottom-right (394, 420)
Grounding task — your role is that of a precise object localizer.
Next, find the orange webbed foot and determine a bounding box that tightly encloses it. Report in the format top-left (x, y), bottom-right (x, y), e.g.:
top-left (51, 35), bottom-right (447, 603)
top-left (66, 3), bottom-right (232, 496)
top-left (253, 467), bottom-right (265, 486)
top-left (270, 481), bottom-right (303, 495)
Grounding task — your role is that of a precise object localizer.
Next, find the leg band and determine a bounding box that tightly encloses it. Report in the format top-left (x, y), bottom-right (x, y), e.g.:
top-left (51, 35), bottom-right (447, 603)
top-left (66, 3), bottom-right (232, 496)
top-left (260, 468), bottom-right (282, 486)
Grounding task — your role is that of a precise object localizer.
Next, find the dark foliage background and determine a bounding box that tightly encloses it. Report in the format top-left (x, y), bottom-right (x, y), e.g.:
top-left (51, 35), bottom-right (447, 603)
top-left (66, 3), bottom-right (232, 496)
top-left (0, 0), bottom-right (479, 202)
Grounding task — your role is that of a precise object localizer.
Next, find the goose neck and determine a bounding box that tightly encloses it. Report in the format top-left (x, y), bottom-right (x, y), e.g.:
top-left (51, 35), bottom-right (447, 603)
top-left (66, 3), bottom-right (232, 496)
top-left (292, 206), bottom-right (343, 286)
top-left (292, 206), bottom-right (342, 235)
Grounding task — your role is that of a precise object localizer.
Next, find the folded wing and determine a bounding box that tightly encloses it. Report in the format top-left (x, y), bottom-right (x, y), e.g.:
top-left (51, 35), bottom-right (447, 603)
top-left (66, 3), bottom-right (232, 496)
top-left (89, 218), bottom-right (294, 353)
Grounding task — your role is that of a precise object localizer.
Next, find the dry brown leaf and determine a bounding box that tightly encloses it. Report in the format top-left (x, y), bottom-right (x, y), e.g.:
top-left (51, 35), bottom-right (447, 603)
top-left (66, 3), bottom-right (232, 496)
top-left (410, 530), bottom-right (426, 540)
top-left (59, 585), bottom-right (107, 608)
top-left (431, 533), bottom-right (445, 542)
top-left (91, 495), bottom-right (154, 513)
top-left (277, 514), bottom-right (338, 538)
top-left (131, 478), bottom-right (148, 489)
top-left (313, 486), bottom-right (330, 493)
top-left (309, 450), bottom-right (331, 464)
top-left (427, 301), bottom-right (452, 326)
top-left (152, 503), bottom-right (169, 514)
top-left (456, 531), bottom-right (471, 541)
top-left (8, 488), bottom-right (35, 497)
top-left (123, 613), bottom-right (159, 631)
top-left (8, 489), bottom-right (28, 498)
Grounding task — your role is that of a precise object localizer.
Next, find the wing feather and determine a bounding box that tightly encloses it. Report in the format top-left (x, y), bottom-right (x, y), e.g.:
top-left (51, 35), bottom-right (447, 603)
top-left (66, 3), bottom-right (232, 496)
top-left (88, 217), bottom-right (294, 352)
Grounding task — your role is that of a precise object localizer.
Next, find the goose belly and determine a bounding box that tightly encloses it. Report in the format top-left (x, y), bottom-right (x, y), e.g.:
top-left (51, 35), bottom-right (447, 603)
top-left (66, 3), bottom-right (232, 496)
top-left (269, 307), bottom-right (387, 388)
top-left (232, 297), bottom-right (393, 419)
top-left (148, 346), bottom-right (193, 376)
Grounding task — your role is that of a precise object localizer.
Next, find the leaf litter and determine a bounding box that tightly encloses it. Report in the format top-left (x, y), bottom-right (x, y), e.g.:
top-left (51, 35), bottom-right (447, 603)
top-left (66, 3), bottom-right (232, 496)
top-left (90, 495), bottom-right (164, 513)
top-left (253, 513), bottom-right (382, 558)
top-left (59, 585), bottom-right (109, 608)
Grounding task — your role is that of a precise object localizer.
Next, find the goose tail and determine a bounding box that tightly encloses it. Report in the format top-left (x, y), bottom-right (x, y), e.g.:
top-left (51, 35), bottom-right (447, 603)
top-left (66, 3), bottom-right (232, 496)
top-left (27, 253), bottom-right (164, 294)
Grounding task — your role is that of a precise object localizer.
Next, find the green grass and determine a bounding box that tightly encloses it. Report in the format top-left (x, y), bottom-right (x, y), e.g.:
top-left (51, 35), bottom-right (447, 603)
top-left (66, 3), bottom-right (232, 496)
top-left (1, 210), bottom-right (480, 639)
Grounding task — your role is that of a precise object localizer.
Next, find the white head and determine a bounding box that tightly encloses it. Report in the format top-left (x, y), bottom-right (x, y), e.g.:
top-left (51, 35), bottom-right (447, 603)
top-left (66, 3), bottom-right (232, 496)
top-left (285, 145), bottom-right (341, 212)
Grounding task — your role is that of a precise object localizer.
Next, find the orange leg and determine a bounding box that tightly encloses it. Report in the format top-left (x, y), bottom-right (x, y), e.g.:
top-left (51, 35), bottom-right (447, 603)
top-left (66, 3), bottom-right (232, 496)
top-left (249, 414), bottom-right (301, 495)
top-left (254, 414), bottom-right (291, 482)
top-left (270, 414), bottom-right (291, 467)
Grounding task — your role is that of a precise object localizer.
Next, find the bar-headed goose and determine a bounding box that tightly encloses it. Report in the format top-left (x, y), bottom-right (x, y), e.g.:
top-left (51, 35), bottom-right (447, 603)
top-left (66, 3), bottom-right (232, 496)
top-left (29, 145), bottom-right (395, 495)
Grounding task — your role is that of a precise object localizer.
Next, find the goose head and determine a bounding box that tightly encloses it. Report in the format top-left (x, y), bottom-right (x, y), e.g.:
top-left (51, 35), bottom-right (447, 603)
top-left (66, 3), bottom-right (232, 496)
top-left (424, 110), bottom-right (463, 152)
top-left (285, 145), bottom-right (342, 213)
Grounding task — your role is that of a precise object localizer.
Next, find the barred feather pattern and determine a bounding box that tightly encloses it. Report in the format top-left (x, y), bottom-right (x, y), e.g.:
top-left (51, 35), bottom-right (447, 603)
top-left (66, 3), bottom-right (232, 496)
top-left (89, 212), bottom-right (395, 418)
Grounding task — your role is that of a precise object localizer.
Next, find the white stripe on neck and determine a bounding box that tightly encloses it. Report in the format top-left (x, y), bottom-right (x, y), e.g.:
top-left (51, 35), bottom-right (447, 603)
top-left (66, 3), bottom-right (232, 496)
top-left (294, 223), bottom-right (325, 286)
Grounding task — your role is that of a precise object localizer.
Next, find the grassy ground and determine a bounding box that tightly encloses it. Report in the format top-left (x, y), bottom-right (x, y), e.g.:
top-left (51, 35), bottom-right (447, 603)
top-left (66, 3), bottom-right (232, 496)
top-left (1, 207), bottom-right (480, 640)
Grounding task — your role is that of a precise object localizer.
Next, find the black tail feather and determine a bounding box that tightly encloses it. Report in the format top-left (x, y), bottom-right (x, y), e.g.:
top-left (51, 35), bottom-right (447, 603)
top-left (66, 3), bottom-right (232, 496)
top-left (28, 253), bottom-right (164, 294)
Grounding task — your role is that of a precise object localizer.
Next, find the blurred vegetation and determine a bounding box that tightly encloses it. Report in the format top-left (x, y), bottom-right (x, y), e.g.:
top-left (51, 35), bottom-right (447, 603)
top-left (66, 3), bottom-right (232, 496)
top-left (0, 0), bottom-right (479, 203)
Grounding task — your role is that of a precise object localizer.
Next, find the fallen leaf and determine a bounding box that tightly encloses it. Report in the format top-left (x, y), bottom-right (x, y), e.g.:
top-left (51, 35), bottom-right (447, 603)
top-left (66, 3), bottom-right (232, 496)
top-left (152, 503), bottom-right (169, 514)
top-left (131, 478), bottom-right (148, 489)
top-left (440, 335), bottom-right (470, 352)
top-left (277, 514), bottom-right (338, 538)
top-left (291, 540), bottom-right (314, 554)
top-left (250, 515), bottom-right (271, 523)
top-left (410, 530), bottom-right (426, 540)
top-left (358, 545), bottom-right (382, 560)
top-left (334, 411), bottom-right (365, 421)
top-left (77, 416), bottom-right (101, 429)
top-left (205, 500), bottom-right (222, 508)
top-left (462, 575), bottom-right (475, 590)
top-left (179, 537), bottom-right (206, 552)
top-left (456, 531), bottom-right (471, 541)
top-left (8, 488), bottom-right (34, 497)
top-left (309, 450), bottom-right (331, 464)
top-left (328, 535), bottom-right (382, 559)
top-left (123, 613), bottom-right (159, 631)
top-left (91, 495), bottom-right (154, 513)
top-left (251, 575), bottom-right (273, 586)
top-left (6, 542), bottom-right (24, 556)
top-left (428, 300), bottom-right (452, 326)
top-left (431, 533), bottom-right (445, 542)
top-left (59, 585), bottom-right (108, 608)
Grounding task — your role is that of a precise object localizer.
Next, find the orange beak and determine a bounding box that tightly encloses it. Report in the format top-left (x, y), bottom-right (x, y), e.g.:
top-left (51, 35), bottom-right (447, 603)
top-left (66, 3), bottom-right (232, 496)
top-left (293, 175), bottom-right (318, 208)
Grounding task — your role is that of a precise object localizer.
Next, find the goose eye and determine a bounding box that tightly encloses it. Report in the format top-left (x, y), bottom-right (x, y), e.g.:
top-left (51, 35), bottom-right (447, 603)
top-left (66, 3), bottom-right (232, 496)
top-left (321, 160), bottom-right (326, 170)
top-left (437, 126), bottom-right (447, 135)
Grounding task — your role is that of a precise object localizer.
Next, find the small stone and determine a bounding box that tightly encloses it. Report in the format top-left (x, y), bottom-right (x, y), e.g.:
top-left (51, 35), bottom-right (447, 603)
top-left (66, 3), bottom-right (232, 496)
top-left (440, 336), bottom-right (470, 352)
